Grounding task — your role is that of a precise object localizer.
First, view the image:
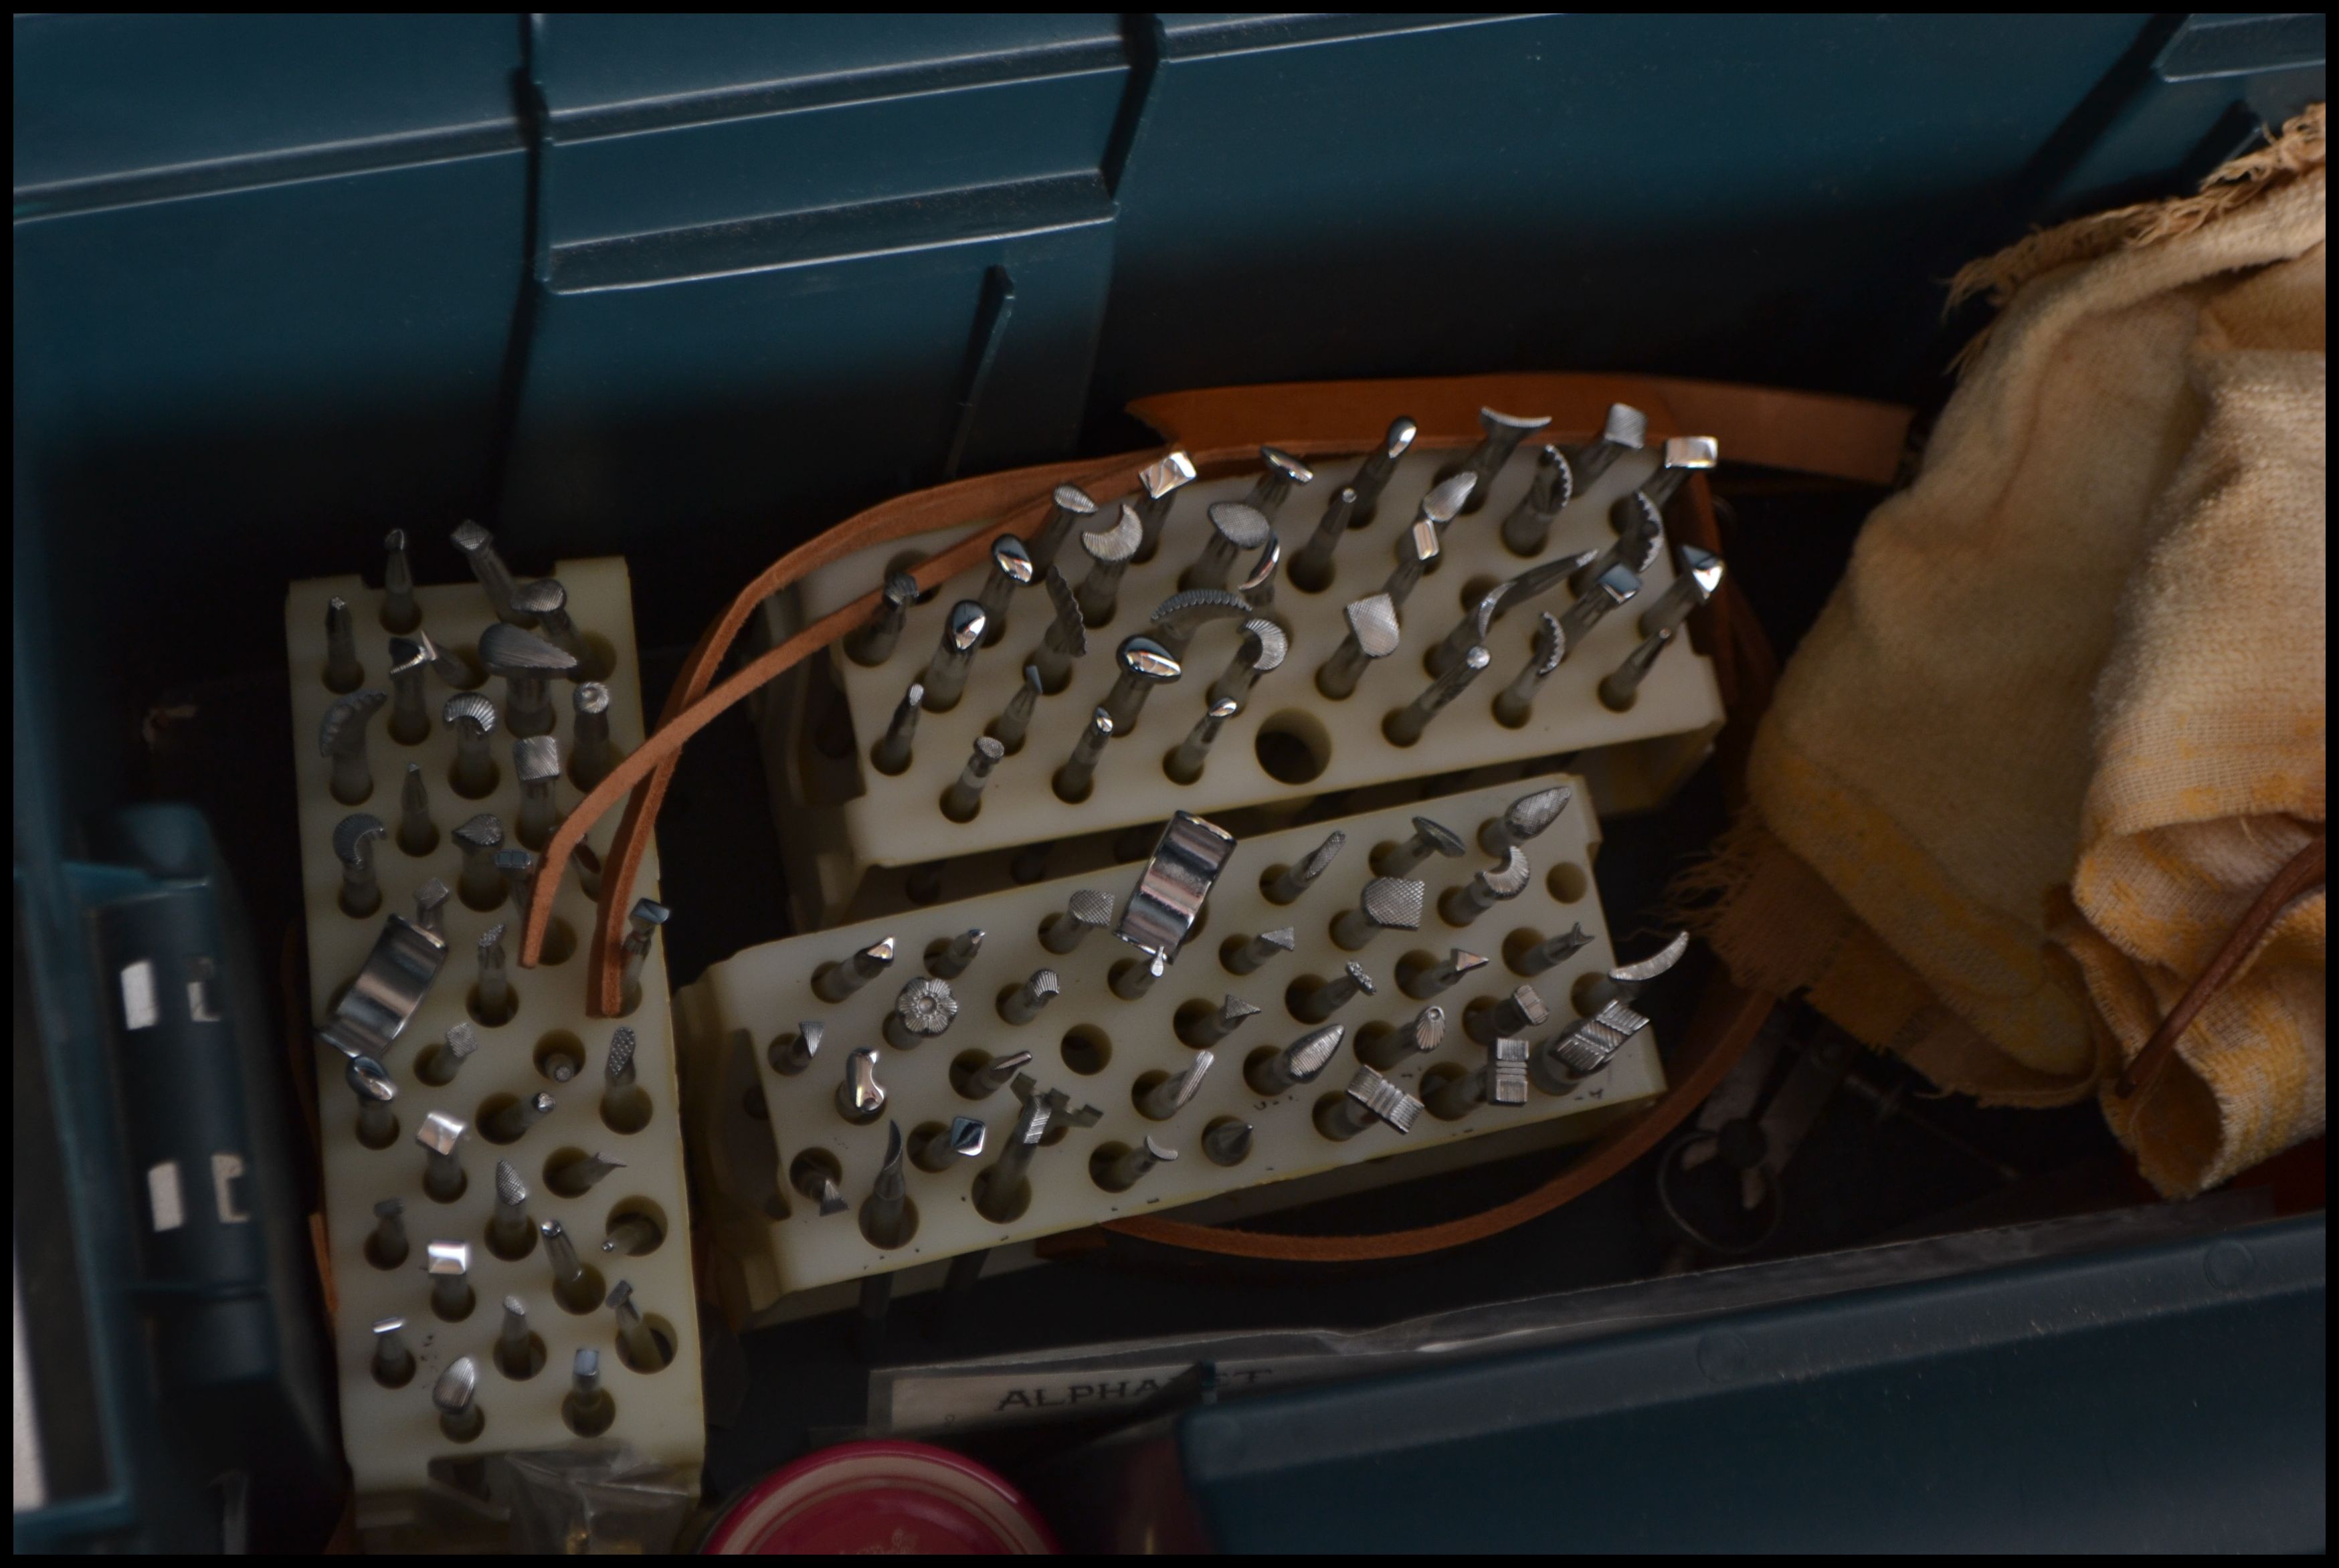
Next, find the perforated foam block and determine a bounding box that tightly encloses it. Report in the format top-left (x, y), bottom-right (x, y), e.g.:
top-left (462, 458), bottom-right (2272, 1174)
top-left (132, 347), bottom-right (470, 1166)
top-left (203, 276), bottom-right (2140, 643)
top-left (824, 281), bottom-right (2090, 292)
top-left (675, 773), bottom-right (1663, 1298)
top-left (769, 440), bottom-right (1723, 917)
top-left (285, 558), bottom-right (700, 1520)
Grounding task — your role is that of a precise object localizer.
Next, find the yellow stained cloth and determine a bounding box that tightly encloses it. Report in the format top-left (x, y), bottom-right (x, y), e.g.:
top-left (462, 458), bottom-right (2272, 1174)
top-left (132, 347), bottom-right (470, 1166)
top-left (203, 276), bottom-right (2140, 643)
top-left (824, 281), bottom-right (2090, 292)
top-left (1691, 108), bottom-right (2325, 1194)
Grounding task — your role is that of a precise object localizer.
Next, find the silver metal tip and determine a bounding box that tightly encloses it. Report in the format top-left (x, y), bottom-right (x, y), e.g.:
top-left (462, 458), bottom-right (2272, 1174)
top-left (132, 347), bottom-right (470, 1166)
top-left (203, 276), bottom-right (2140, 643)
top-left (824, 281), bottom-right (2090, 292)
top-left (1138, 453), bottom-right (1196, 498)
top-left (1041, 567), bottom-right (1085, 633)
top-left (991, 534), bottom-right (1034, 579)
top-left (332, 813), bottom-right (386, 866)
top-left (1402, 519), bottom-right (1441, 567)
top-left (1485, 847), bottom-right (1531, 896)
top-left (443, 692), bottom-right (497, 731)
top-left (345, 1056), bottom-right (395, 1102)
top-left (1289, 1024), bottom-right (1346, 1080)
top-left (511, 578), bottom-right (567, 615)
top-left (1663, 435), bottom-right (1719, 470)
top-left (1234, 532), bottom-right (1282, 595)
top-left (318, 690), bottom-right (387, 752)
top-left (1344, 594), bottom-right (1402, 657)
top-left (1610, 930), bottom-right (1691, 983)
top-left (1243, 618), bottom-right (1290, 673)
top-left (1422, 474), bottom-right (1477, 522)
top-left (1680, 544), bottom-right (1726, 595)
top-left (1083, 504), bottom-right (1143, 561)
top-left (1149, 587), bottom-right (1252, 632)
top-left (432, 1356), bottom-right (478, 1412)
top-left (1208, 502), bottom-right (1274, 547)
top-left (1531, 613), bottom-right (1564, 674)
top-left (415, 1110), bottom-right (466, 1154)
top-left (1299, 831), bottom-right (1347, 878)
top-left (1360, 877), bottom-right (1426, 928)
top-left (893, 977), bottom-right (960, 1034)
top-left (1412, 817), bottom-right (1466, 856)
top-left (1592, 564), bottom-right (1643, 604)
top-left (513, 734), bottom-right (560, 782)
top-left (478, 621), bottom-right (577, 675)
top-left (1261, 446), bottom-right (1313, 482)
top-left (1117, 636), bottom-right (1181, 681)
top-left (1505, 787), bottom-right (1571, 840)
top-left (1467, 585), bottom-right (1507, 638)
top-left (944, 601), bottom-right (987, 648)
top-left (1602, 403), bottom-right (1649, 448)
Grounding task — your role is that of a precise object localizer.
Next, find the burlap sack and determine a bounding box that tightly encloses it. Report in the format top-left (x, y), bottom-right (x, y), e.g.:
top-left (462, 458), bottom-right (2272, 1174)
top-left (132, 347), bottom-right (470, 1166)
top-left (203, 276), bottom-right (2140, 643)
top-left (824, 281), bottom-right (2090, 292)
top-left (1688, 108), bottom-right (2324, 1195)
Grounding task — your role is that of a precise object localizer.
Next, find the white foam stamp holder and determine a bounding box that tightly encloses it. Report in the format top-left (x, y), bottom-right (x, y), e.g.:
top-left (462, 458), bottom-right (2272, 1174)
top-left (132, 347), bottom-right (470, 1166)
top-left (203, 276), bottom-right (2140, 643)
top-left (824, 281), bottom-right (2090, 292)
top-left (765, 433), bottom-right (1725, 919)
top-left (676, 773), bottom-right (1664, 1300)
top-left (286, 557), bottom-right (700, 1521)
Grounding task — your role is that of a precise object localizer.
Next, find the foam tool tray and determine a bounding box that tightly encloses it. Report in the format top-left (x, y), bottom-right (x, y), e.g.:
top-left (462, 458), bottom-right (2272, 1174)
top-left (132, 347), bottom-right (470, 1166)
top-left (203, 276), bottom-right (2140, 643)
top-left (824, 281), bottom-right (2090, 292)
top-left (673, 773), bottom-right (1664, 1300)
top-left (767, 430), bottom-right (1725, 917)
top-left (285, 558), bottom-right (700, 1522)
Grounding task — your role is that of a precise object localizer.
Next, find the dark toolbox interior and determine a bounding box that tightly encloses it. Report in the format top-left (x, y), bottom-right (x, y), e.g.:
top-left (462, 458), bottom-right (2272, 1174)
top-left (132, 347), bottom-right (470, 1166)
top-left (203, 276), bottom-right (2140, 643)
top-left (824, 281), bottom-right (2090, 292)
top-left (13, 14), bottom-right (2326, 1553)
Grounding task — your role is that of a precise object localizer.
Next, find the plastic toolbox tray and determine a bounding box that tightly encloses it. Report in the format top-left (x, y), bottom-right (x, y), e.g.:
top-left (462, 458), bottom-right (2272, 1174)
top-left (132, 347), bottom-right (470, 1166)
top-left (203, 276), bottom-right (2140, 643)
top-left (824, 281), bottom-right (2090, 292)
top-left (13, 13), bottom-right (2322, 1549)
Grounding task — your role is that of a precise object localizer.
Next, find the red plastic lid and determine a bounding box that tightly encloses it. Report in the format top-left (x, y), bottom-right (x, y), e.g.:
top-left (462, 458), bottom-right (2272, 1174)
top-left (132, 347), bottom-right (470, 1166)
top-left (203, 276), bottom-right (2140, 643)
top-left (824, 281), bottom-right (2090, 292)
top-left (702, 1440), bottom-right (1058, 1555)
